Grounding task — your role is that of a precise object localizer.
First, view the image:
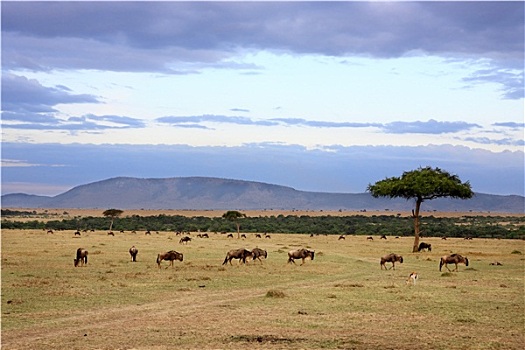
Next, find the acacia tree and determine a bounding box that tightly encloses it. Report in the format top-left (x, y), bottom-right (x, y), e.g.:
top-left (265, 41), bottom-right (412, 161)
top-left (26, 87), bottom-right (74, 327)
top-left (222, 210), bottom-right (247, 239)
top-left (103, 209), bottom-right (124, 231)
top-left (367, 167), bottom-right (473, 252)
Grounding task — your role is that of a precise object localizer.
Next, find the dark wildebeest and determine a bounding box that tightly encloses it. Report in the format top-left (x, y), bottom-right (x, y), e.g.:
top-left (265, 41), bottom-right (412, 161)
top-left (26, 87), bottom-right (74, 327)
top-left (338, 235), bottom-right (345, 240)
top-left (380, 235), bottom-right (387, 240)
top-left (179, 236), bottom-right (192, 244)
top-left (74, 230), bottom-right (81, 236)
top-left (380, 253), bottom-right (403, 270)
top-left (241, 234), bottom-right (247, 239)
top-left (74, 248), bottom-right (88, 267)
top-left (367, 236), bottom-right (374, 241)
top-left (255, 234), bottom-right (262, 238)
top-left (418, 242), bottom-right (432, 252)
top-left (288, 248), bottom-right (315, 265)
top-left (107, 231), bottom-right (114, 236)
top-left (439, 254), bottom-right (469, 272)
top-left (222, 248), bottom-right (253, 265)
top-left (251, 248), bottom-right (267, 263)
top-left (157, 250), bottom-right (183, 269)
top-left (227, 233), bottom-right (234, 238)
top-left (129, 246), bottom-right (138, 262)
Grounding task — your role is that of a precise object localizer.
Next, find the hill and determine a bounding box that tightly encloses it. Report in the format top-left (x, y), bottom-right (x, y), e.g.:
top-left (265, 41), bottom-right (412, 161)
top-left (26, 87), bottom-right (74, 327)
top-left (1, 176), bottom-right (523, 213)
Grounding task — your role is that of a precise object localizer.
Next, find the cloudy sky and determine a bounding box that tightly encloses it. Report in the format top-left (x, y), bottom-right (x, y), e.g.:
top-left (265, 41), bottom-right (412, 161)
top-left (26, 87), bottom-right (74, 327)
top-left (1, 1), bottom-right (524, 197)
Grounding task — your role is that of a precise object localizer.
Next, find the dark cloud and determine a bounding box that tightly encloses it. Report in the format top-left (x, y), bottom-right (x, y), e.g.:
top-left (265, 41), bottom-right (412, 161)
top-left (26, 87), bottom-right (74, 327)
top-left (382, 120), bottom-right (481, 134)
top-left (1, 142), bottom-right (523, 196)
top-left (1, 73), bottom-right (99, 113)
top-left (492, 122), bottom-right (525, 128)
top-left (462, 137), bottom-right (525, 147)
top-left (2, 2), bottom-right (522, 82)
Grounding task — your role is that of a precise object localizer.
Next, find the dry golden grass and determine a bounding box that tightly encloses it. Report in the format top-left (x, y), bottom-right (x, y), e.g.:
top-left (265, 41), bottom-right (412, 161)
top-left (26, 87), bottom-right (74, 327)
top-left (1, 223), bottom-right (524, 349)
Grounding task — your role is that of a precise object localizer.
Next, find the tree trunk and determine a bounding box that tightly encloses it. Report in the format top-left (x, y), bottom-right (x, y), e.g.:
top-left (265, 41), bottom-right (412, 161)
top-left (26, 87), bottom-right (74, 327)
top-left (109, 218), bottom-right (114, 231)
top-left (236, 222), bottom-right (240, 239)
top-left (412, 199), bottom-right (422, 252)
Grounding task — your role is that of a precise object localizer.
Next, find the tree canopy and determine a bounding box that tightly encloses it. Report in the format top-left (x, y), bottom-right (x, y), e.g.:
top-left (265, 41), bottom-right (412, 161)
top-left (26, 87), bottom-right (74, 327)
top-left (222, 210), bottom-right (247, 239)
top-left (102, 209), bottom-right (124, 231)
top-left (367, 166), bottom-right (473, 252)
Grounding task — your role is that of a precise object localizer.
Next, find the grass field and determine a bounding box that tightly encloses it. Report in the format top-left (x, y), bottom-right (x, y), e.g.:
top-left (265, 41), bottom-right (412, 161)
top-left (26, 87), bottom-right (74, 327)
top-left (2, 223), bottom-right (524, 349)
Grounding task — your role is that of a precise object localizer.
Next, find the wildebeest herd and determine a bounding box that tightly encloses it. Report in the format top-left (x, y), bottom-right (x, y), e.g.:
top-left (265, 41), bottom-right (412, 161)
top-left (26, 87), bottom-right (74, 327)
top-left (73, 232), bottom-right (471, 284)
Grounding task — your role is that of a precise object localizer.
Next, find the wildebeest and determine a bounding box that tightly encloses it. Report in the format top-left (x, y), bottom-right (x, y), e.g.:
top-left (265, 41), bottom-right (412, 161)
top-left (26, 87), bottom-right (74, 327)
top-left (241, 234), bottom-right (247, 239)
top-left (380, 235), bottom-right (387, 240)
top-left (418, 242), bottom-right (432, 252)
top-left (156, 250), bottom-right (183, 269)
top-left (338, 235), bottom-right (345, 240)
top-left (439, 254), bottom-right (469, 272)
top-left (129, 246), bottom-right (138, 262)
top-left (380, 253), bottom-right (403, 270)
top-left (251, 248), bottom-right (267, 263)
top-left (74, 231), bottom-right (81, 236)
top-left (107, 231), bottom-right (114, 236)
top-left (287, 248), bottom-right (315, 265)
top-left (367, 236), bottom-right (373, 240)
top-left (145, 230), bottom-right (151, 235)
top-left (197, 233), bottom-right (209, 238)
top-left (222, 248), bottom-right (253, 265)
top-left (179, 236), bottom-right (192, 244)
top-left (255, 234), bottom-right (262, 238)
top-left (74, 248), bottom-right (88, 267)
top-left (227, 233), bottom-right (234, 238)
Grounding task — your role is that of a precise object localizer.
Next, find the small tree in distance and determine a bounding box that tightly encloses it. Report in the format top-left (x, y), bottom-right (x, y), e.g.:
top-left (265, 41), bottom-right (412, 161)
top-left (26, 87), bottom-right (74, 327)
top-left (103, 209), bottom-right (124, 231)
top-left (222, 210), bottom-right (247, 239)
top-left (367, 166), bottom-right (473, 252)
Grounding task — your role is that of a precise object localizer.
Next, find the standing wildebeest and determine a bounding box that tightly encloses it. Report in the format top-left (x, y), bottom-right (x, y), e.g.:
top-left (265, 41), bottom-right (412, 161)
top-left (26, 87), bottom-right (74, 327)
top-left (74, 231), bottom-right (81, 236)
top-left (129, 246), bottom-right (138, 262)
top-left (287, 248), bottom-right (315, 265)
top-left (179, 236), bottom-right (192, 244)
top-left (157, 250), bottom-right (183, 269)
top-left (439, 254), bottom-right (469, 272)
top-left (338, 235), bottom-right (345, 240)
top-left (380, 235), bottom-right (387, 240)
top-left (74, 248), bottom-right (88, 267)
top-left (251, 248), bottom-right (267, 263)
top-left (222, 248), bottom-right (253, 265)
top-left (380, 253), bottom-right (403, 270)
top-left (418, 242), bottom-right (432, 252)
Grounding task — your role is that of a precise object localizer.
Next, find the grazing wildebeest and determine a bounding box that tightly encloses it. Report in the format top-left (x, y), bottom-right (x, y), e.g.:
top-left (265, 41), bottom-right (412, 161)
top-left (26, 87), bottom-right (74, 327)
top-left (380, 253), bottom-right (403, 270)
top-left (380, 235), bottom-right (387, 240)
top-left (74, 230), bottom-right (81, 236)
top-left (338, 235), bottom-right (345, 240)
top-left (251, 248), bottom-right (267, 263)
top-left (418, 242), bottom-right (432, 252)
top-left (367, 236), bottom-right (373, 240)
top-left (145, 230), bottom-right (151, 235)
top-left (179, 236), bottom-right (192, 244)
top-left (439, 254), bottom-right (469, 272)
top-left (464, 236), bottom-right (473, 240)
top-left (222, 248), bottom-right (253, 265)
top-left (255, 234), bottom-right (262, 238)
top-left (157, 250), bottom-right (183, 269)
top-left (201, 233), bottom-right (209, 238)
top-left (227, 234), bottom-right (234, 238)
top-left (441, 236), bottom-right (447, 240)
top-left (74, 248), bottom-right (88, 267)
top-left (129, 246), bottom-right (138, 262)
top-left (47, 229), bottom-right (54, 234)
top-left (107, 231), bottom-right (114, 236)
top-left (265, 234), bottom-right (271, 239)
top-left (241, 234), bottom-right (247, 239)
top-left (288, 248), bottom-right (315, 265)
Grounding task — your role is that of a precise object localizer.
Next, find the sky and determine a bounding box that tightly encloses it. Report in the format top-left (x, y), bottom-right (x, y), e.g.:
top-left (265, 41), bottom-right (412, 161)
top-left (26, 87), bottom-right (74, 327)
top-left (1, 1), bottom-right (524, 198)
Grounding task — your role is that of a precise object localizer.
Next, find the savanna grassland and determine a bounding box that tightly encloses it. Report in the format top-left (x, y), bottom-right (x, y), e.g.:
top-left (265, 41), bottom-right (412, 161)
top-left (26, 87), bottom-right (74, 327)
top-left (1, 210), bottom-right (524, 350)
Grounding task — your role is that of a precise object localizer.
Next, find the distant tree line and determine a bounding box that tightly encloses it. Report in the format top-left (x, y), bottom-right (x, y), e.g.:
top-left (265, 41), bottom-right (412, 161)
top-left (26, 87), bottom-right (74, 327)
top-left (1, 213), bottom-right (523, 239)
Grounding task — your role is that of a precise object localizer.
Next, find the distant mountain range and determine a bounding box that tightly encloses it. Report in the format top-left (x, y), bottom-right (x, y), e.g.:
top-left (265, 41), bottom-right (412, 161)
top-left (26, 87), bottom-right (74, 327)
top-left (1, 177), bottom-right (523, 213)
